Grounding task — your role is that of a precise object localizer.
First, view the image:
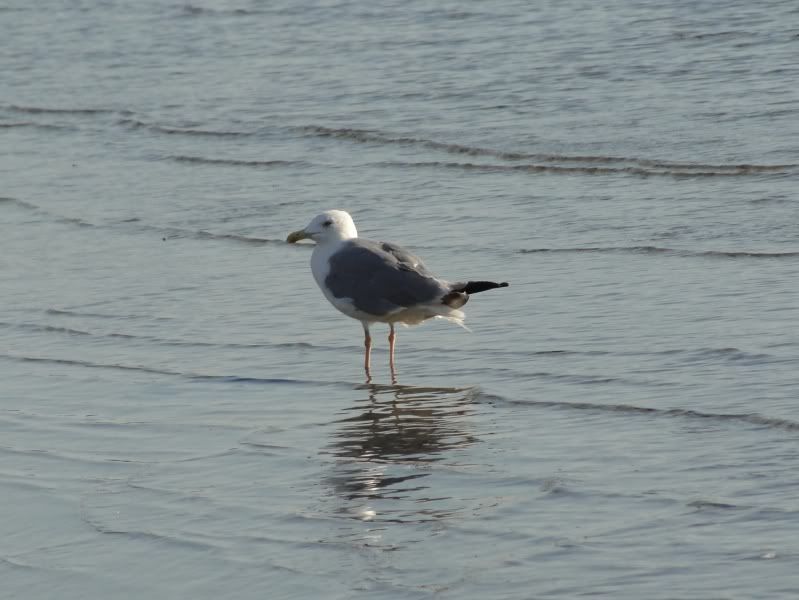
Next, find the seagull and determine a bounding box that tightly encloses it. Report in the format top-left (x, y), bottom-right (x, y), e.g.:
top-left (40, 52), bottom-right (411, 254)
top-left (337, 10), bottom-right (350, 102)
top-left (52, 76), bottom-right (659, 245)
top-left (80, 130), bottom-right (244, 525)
top-left (286, 210), bottom-right (508, 380)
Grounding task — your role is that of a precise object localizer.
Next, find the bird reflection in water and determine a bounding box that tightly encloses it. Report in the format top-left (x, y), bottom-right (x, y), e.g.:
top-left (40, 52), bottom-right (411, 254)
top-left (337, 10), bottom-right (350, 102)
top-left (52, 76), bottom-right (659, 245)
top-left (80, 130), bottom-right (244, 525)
top-left (323, 382), bottom-right (480, 524)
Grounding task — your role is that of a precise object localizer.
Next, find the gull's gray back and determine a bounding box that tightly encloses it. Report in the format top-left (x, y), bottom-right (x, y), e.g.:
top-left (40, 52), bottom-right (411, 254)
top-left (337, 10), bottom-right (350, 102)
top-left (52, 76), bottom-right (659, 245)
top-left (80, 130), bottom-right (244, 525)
top-left (325, 239), bottom-right (449, 317)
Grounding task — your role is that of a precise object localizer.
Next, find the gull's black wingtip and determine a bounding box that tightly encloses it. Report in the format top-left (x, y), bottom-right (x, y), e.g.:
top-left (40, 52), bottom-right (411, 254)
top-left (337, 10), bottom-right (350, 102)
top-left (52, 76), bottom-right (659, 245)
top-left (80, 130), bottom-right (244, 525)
top-left (459, 280), bottom-right (510, 295)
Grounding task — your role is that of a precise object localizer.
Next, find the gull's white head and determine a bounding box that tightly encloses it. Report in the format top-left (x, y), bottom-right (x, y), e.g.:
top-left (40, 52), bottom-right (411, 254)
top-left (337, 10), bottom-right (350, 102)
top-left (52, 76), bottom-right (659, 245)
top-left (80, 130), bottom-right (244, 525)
top-left (286, 210), bottom-right (358, 245)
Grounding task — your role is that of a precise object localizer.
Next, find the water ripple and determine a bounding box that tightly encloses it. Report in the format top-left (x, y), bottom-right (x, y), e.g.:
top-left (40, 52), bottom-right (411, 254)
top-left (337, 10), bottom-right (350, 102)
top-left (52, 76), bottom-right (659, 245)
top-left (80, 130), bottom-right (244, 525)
top-left (1, 197), bottom-right (284, 245)
top-left (484, 393), bottom-right (799, 432)
top-left (302, 125), bottom-right (796, 173)
top-left (377, 160), bottom-right (788, 178)
top-left (119, 118), bottom-right (256, 138)
top-left (166, 155), bottom-right (306, 168)
top-left (5, 104), bottom-right (121, 116)
top-left (519, 246), bottom-right (799, 259)
top-left (0, 121), bottom-right (74, 131)
top-left (0, 352), bottom-right (354, 387)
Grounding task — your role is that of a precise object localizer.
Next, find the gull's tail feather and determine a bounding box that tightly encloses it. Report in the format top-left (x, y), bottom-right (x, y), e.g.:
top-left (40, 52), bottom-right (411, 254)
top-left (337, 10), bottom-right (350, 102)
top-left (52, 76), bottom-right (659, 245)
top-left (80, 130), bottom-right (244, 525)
top-left (442, 281), bottom-right (509, 309)
top-left (428, 304), bottom-right (470, 331)
top-left (441, 290), bottom-right (468, 309)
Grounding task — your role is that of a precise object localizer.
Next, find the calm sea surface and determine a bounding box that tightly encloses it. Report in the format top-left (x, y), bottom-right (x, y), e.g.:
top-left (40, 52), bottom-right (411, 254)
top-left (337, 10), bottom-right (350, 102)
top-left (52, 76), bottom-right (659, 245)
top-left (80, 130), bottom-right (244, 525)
top-left (3, 0), bottom-right (799, 598)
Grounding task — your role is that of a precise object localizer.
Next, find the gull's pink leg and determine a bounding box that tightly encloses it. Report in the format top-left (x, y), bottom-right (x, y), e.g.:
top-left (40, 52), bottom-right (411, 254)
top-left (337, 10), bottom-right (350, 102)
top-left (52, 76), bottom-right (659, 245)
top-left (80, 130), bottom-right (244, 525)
top-left (362, 321), bottom-right (372, 380)
top-left (388, 323), bottom-right (397, 382)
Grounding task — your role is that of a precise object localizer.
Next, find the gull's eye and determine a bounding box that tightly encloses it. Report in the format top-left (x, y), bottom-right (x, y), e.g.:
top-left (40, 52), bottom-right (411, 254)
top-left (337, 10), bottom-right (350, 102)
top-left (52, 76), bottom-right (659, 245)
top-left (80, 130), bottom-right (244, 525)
top-left (323, 220), bottom-right (333, 227)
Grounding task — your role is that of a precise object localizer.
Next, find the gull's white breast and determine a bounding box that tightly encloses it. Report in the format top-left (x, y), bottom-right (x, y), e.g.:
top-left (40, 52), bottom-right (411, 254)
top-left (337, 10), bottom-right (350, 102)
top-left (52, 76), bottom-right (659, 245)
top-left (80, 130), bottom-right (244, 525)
top-left (310, 241), bottom-right (365, 320)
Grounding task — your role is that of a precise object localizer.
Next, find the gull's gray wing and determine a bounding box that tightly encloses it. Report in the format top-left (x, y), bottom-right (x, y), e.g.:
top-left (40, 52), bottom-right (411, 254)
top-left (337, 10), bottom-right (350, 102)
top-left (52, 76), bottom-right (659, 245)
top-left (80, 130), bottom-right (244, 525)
top-left (325, 239), bottom-right (448, 316)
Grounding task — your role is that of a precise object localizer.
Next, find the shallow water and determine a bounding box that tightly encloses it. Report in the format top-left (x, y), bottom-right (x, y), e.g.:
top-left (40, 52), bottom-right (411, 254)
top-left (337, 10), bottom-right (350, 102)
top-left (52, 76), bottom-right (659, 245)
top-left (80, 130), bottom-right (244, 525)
top-left (3, 0), bottom-right (799, 597)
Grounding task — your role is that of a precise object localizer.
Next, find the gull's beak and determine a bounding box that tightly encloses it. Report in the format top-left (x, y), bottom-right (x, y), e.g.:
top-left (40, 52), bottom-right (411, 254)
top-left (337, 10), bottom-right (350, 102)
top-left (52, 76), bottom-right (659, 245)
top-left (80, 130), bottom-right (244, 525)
top-left (286, 229), bottom-right (309, 243)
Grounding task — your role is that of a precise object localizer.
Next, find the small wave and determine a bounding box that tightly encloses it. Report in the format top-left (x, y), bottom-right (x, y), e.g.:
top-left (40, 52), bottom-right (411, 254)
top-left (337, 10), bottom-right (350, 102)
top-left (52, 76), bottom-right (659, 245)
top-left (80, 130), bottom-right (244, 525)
top-left (167, 155), bottom-right (305, 168)
top-left (3, 353), bottom-right (385, 390)
top-left (0, 556), bottom-right (37, 571)
top-left (687, 500), bottom-right (740, 510)
top-left (519, 246), bottom-right (799, 259)
top-left (119, 118), bottom-right (254, 137)
top-left (666, 409), bottom-right (799, 431)
top-left (677, 347), bottom-right (778, 365)
top-left (749, 195), bottom-right (791, 205)
top-left (1, 319), bottom-right (335, 351)
top-left (378, 160), bottom-right (654, 176)
top-left (302, 125), bottom-right (795, 174)
top-left (6, 104), bottom-right (118, 115)
top-left (376, 160), bottom-right (782, 178)
top-left (82, 518), bottom-right (220, 551)
top-left (0, 322), bottom-right (93, 337)
top-left (0, 196), bottom-right (99, 227)
top-left (0, 197), bottom-right (280, 245)
top-left (356, 382), bottom-right (479, 396)
top-left (148, 224), bottom-right (283, 245)
top-left (0, 353), bottom-right (344, 386)
top-left (474, 348), bottom-right (611, 359)
top-left (0, 121), bottom-right (73, 131)
top-left (190, 374), bottom-right (310, 385)
top-left (699, 250), bottom-right (799, 258)
top-left (0, 196), bottom-right (38, 211)
top-left (483, 393), bottom-right (799, 432)
top-left (0, 444), bottom-right (133, 468)
top-left (1, 354), bottom-right (182, 377)
top-left (4, 201), bottom-right (280, 245)
top-left (57, 215), bottom-right (95, 227)
top-left (178, 4), bottom-right (260, 16)
top-left (45, 308), bottom-right (163, 320)
top-left (674, 30), bottom-right (752, 41)
top-left (1, 353), bottom-right (292, 382)
top-left (189, 230), bottom-right (280, 245)
top-left (520, 245), bottom-right (671, 255)
top-left (537, 373), bottom-right (622, 385)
